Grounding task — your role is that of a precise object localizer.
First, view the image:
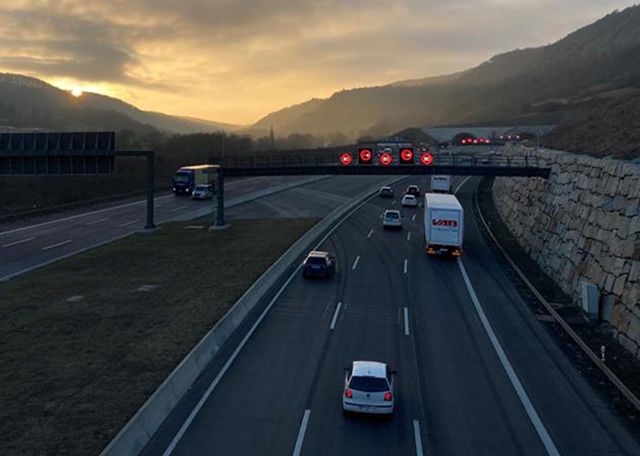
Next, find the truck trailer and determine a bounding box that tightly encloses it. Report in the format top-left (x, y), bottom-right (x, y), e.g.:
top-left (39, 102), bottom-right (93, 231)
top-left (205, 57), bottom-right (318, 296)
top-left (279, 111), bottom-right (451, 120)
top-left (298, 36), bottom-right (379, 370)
top-left (172, 165), bottom-right (217, 195)
top-left (430, 175), bottom-right (451, 193)
top-left (424, 193), bottom-right (464, 256)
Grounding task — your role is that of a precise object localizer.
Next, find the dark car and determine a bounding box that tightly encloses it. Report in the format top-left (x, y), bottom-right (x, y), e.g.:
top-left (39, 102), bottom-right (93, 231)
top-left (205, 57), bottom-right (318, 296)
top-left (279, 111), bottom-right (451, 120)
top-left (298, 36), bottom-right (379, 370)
top-left (405, 185), bottom-right (420, 197)
top-left (302, 251), bottom-right (336, 278)
top-left (379, 186), bottom-right (394, 198)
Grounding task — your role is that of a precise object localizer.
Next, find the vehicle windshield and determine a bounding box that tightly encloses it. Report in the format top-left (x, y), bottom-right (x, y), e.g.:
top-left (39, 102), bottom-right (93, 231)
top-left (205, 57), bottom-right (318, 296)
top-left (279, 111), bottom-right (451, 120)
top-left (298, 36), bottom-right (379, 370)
top-left (348, 375), bottom-right (389, 392)
top-left (385, 212), bottom-right (399, 219)
top-left (173, 172), bottom-right (191, 183)
top-left (306, 256), bottom-right (326, 265)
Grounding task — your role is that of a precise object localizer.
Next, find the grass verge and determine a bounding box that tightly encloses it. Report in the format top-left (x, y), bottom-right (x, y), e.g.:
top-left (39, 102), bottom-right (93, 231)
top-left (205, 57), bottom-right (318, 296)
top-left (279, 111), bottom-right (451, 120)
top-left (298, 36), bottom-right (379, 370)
top-left (0, 218), bottom-right (319, 455)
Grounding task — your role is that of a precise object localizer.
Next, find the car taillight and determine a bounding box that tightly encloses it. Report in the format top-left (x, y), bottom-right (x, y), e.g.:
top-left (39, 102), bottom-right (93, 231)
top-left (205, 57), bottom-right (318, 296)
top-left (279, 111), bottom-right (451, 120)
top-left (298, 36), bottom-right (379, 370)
top-left (384, 392), bottom-right (392, 401)
top-left (345, 389), bottom-right (353, 398)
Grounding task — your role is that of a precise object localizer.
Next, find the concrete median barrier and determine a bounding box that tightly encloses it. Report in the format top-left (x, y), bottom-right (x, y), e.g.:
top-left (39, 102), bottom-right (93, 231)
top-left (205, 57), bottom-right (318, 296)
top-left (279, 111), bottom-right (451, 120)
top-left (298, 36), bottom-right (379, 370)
top-left (100, 176), bottom-right (404, 456)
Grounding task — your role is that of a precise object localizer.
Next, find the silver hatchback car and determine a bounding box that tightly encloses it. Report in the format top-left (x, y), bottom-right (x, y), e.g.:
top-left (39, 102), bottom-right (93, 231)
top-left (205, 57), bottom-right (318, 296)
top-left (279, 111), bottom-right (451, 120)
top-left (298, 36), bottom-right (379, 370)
top-left (343, 361), bottom-right (395, 415)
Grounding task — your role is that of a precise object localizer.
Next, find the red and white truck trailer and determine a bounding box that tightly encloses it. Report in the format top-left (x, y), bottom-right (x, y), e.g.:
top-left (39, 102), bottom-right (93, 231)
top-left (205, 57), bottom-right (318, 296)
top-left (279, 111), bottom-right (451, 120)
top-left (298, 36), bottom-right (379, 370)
top-left (424, 193), bottom-right (464, 256)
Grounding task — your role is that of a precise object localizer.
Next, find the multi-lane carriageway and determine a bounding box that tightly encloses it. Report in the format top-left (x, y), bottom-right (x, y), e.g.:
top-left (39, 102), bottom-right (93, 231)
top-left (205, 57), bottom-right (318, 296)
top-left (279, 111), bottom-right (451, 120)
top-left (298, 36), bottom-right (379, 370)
top-left (141, 176), bottom-right (639, 456)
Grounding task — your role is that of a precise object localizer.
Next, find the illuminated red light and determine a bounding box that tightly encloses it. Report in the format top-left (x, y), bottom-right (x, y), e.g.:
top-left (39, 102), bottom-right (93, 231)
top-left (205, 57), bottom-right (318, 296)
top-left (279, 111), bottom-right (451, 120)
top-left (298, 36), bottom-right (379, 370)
top-left (420, 152), bottom-right (433, 165)
top-left (379, 152), bottom-right (393, 166)
top-left (345, 389), bottom-right (353, 398)
top-left (359, 149), bottom-right (372, 162)
top-left (400, 148), bottom-right (413, 162)
top-left (384, 392), bottom-right (392, 401)
top-left (339, 152), bottom-right (353, 165)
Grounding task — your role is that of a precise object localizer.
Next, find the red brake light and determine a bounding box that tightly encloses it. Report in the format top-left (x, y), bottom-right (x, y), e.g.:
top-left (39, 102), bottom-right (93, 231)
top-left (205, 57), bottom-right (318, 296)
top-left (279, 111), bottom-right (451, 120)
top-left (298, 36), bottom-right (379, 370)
top-left (384, 392), bottom-right (392, 401)
top-left (345, 389), bottom-right (353, 398)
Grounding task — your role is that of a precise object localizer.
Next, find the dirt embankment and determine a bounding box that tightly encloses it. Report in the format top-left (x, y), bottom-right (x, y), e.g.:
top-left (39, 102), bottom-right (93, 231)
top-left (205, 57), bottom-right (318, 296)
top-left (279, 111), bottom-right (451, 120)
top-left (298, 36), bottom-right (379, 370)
top-left (543, 94), bottom-right (640, 160)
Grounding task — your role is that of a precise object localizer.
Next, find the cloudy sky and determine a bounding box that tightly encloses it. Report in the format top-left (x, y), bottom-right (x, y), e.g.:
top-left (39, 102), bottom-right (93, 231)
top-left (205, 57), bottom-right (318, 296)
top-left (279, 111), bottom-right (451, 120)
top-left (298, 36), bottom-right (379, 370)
top-left (0, 1), bottom-right (635, 125)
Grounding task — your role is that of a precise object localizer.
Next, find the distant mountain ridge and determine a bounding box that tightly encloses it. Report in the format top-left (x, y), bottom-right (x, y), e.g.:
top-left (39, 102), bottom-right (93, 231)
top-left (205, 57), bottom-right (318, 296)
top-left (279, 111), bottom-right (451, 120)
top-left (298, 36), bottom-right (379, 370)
top-left (251, 5), bottom-right (640, 139)
top-left (0, 73), bottom-right (240, 134)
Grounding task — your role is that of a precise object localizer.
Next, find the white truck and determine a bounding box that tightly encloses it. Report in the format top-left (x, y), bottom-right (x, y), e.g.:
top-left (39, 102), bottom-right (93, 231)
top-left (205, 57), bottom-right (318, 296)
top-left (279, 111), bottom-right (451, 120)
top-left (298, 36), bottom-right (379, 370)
top-left (424, 193), bottom-right (464, 256)
top-left (430, 175), bottom-right (451, 193)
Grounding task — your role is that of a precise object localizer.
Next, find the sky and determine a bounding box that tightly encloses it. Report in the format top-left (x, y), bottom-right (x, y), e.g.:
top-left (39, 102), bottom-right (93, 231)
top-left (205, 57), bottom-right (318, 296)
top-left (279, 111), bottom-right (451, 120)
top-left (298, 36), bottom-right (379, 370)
top-left (0, 1), bottom-right (636, 125)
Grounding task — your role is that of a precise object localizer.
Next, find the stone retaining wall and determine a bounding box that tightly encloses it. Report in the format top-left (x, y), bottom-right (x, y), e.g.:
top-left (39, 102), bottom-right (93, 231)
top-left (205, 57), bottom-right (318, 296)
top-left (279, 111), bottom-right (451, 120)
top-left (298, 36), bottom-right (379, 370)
top-left (492, 146), bottom-right (640, 357)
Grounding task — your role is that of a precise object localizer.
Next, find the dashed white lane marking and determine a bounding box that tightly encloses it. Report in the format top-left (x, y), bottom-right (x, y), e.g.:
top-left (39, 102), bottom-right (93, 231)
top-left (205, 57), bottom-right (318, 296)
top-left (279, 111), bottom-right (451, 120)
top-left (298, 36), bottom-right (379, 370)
top-left (407, 232), bottom-right (412, 241)
top-left (292, 409), bottom-right (311, 456)
top-left (2, 236), bottom-right (36, 248)
top-left (404, 259), bottom-right (408, 274)
top-left (172, 205), bottom-right (188, 212)
top-left (367, 228), bottom-right (373, 238)
top-left (412, 214), bottom-right (416, 222)
top-left (42, 239), bottom-right (72, 251)
top-left (413, 420), bottom-right (425, 456)
top-left (457, 258), bottom-right (560, 456)
top-left (391, 200), bottom-right (396, 206)
top-left (352, 255), bottom-right (360, 271)
top-left (118, 219), bottom-right (139, 227)
top-left (86, 217), bottom-right (109, 226)
top-left (330, 302), bottom-right (343, 330)
top-left (404, 307), bottom-right (410, 336)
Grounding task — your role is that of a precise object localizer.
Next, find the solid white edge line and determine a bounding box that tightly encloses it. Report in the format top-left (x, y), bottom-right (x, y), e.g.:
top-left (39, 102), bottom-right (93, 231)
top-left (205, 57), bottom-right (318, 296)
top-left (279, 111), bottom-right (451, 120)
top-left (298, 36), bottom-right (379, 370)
top-left (0, 194), bottom-right (173, 237)
top-left (352, 255), bottom-right (360, 271)
top-left (161, 183), bottom-right (390, 455)
top-left (403, 258), bottom-right (408, 274)
top-left (453, 176), bottom-right (473, 194)
top-left (413, 419), bottom-right (424, 456)
top-left (367, 228), bottom-right (373, 238)
top-left (457, 258), bottom-right (560, 456)
top-left (0, 176), bottom-right (276, 237)
top-left (86, 217), bottom-right (110, 226)
top-left (330, 302), bottom-right (343, 330)
top-left (161, 269), bottom-right (300, 456)
top-left (404, 307), bottom-right (410, 336)
top-left (292, 409), bottom-right (311, 456)
top-left (2, 236), bottom-right (36, 248)
top-left (41, 239), bottom-right (72, 251)
top-left (118, 219), bottom-right (139, 227)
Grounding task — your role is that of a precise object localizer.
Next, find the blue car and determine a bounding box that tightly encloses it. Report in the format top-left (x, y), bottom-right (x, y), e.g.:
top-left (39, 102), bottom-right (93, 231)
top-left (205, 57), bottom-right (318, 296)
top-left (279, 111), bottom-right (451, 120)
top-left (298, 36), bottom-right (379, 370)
top-left (302, 251), bottom-right (336, 279)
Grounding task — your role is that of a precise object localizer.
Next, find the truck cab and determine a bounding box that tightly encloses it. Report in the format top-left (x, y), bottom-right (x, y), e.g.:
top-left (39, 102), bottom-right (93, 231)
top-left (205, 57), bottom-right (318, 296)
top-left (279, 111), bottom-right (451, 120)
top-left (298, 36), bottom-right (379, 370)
top-left (172, 165), bottom-right (218, 196)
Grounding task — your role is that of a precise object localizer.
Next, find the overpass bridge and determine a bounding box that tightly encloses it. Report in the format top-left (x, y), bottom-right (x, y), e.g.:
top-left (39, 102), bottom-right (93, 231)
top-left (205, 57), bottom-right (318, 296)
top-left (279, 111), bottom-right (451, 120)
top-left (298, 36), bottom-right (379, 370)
top-left (212, 152), bottom-right (551, 226)
top-left (422, 125), bottom-right (555, 144)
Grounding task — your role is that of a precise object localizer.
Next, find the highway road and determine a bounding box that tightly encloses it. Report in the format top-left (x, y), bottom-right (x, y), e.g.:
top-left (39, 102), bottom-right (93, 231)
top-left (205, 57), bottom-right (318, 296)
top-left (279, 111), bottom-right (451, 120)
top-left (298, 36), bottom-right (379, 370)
top-left (0, 175), bottom-right (389, 281)
top-left (141, 175), bottom-right (639, 456)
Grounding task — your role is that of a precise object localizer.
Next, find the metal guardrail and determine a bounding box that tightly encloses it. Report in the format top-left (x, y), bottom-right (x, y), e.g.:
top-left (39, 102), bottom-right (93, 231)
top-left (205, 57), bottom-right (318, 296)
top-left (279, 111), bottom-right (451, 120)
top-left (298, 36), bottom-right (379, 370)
top-left (474, 182), bottom-right (640, 413)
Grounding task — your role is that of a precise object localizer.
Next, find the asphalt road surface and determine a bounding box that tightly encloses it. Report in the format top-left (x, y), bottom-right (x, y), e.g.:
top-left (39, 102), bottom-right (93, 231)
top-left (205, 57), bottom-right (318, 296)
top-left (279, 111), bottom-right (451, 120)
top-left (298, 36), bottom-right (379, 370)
top-left (140, 175), bottom-right (639, 455)
top-left (0, 175), bottom-right (389, 281)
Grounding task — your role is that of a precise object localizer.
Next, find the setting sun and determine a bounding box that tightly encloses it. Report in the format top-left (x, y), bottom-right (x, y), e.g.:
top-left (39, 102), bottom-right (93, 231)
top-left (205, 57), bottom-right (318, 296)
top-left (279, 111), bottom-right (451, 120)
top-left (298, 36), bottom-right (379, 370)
top-left (71, 86), bottom-right (83, 97)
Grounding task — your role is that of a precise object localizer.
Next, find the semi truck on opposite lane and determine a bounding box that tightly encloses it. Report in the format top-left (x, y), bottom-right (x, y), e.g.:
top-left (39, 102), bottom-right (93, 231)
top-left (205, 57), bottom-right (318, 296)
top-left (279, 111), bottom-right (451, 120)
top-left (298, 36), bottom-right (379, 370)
top-left (424, 193), bottom-right (464, 256)
top-left (172, 165), bottom-right (217, 195)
